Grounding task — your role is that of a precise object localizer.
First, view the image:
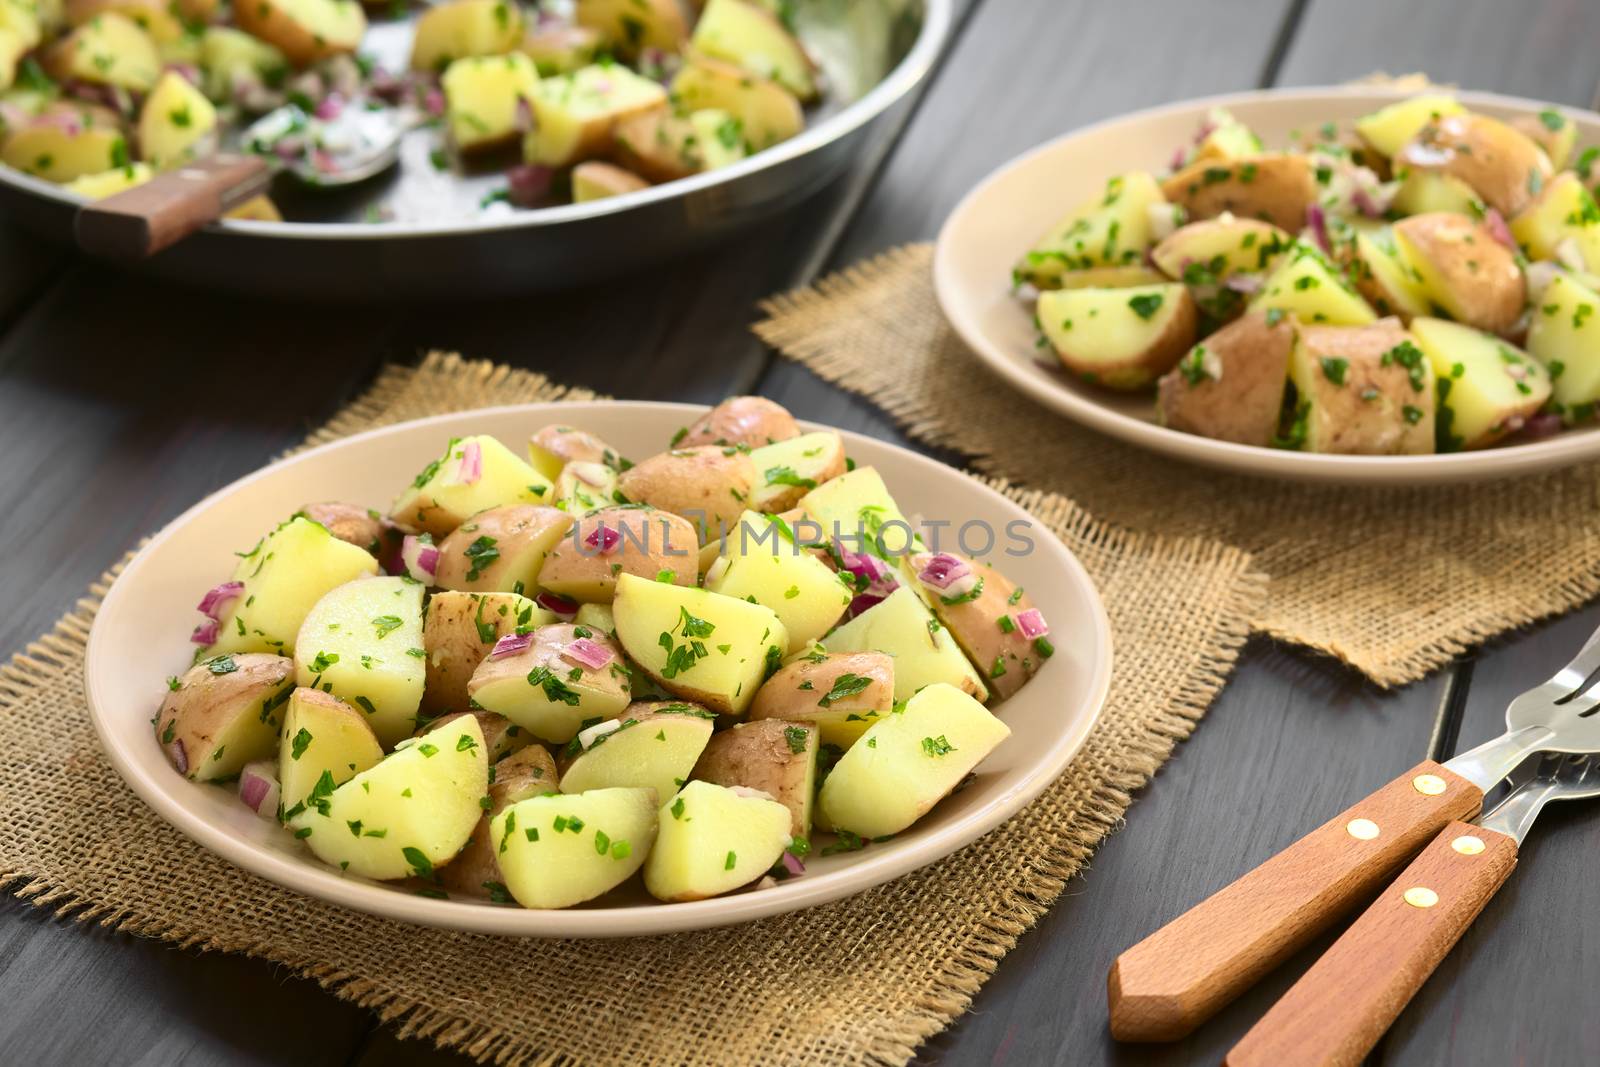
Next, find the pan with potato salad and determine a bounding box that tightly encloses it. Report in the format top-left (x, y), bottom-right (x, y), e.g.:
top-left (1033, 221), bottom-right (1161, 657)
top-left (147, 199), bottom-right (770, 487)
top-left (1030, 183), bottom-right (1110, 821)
top-left (154, 397), bottom-right (1064, 914)
top-left (1006, 91), bottom-right (1600, 458)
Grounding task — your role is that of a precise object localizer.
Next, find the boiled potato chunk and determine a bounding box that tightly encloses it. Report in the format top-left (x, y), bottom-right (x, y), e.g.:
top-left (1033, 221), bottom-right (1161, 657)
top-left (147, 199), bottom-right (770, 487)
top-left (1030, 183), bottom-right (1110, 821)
top-left (537, 505), bottom-right (699, 602)
top-left (1156, 309), bottom-right (1295, 447)
top-left (417, 709), bottom-right (531, 763)
top-left (200, 26), bottom-right (289, 103)
top-left (1190, 107), bottom-right (1263, 163)
top-left (277, 686), bottom-right (383, 817)
top-left (818, 683), bottom-right (1010, 839)
top-left (690, 0), bottom-right (815, 100)
top-left (421, 590), bottom-right (553, 713)
top-left (617, 444), bottom-right (757, 538)
top-left (0, 102), bottom-right (127, 182)
top-left (432, 504), bottom-right (573, 595)
top-left (467, 623), bottom-right (632, 742)
top-left (573, 601), bottom-right (616, 636)
top-left (680, 395), bottom-right (801, 449)
top-left (441, 53), bottom-right (540, 153)
top-left (914, 555), bottom-right (1051, 701)
top-left (551, 461), bottom-right (620, 521)
top-left (520, 21), bottom-right (599, 76)
top-left (1150, 214), bottom-right (1291, 283)
top-left (0, 0), bottom-right (41, 49)
top-left (234, 0), bottom-right (365, 68)
top-left (389, 434), bottom-right (554, 538)
top-left (137, 70), bottom-right (215, 171)
top-left (694, 719), bottom-right (816, 839)
top-left (796, 465), bottom-right (921, 574)
top-left (1288, 319), bottom-right (1434, 455)
top-left (1351, 229), bottom-right (1431, 321)
top-left (1510, 171), bottom-right (1600, 272)
top-left (822, 586), bottom-right (988, 703)
top-left (644, 780), bottom-right (791, 901)
top-left (1013, 171), bottom-right (1166, 289)
top-left (42, 12), bottom-right (158, 90)
top-left (297, 502), bottom-right (403, 562)
top-left (523, 62), bottom-right (667, 168)
top-left (574, 0), bottom-right (686, 59)
top-left (292, 576), bottom-right (425, 747)
top-left (612, 573), bottom-right (788, 716)
top-left (65, 0), bottom-right (184, 43)
top-left (1527, 272), bottom-right (1600, 421)
top-left (1160, 154), bottom-right (1316, 232)
top-left (65, 162), bottom-right (152, 198)
top-left (287, 716), bottom-right (487, 881)
top-left (1397, 111), bottom-right (1552, 218)
top-left (0, 27), bottom-right (25, 91)
top-left (439, 744), bottom-right (557, 899)
top-left (409, 0), bottom-right (520, 72)
top-left (527, 423), bottom-right (625, 480)
top-left (209, 516), bottom-right (380, 657)
top-left (1390, 169), bottom-right (1484, 218)
top-left (559, 704), bottom-right (715, 801)
top-left (1393, 213), bottom-right (1524, 336)
top-left (669, 53), bottom-right (801, 152)
top-left (704, 511), bottom-right (850, 652)
top-left (748, 649), bottom-right (894, 748)
top-left (1249, 244), bottom-right (1377, 326)
top-left (745, 432), bottom-right (846, 513)
top-left (491, 786), bottom-right (656, 908)
top-left (1037, 283), bottom-right (1199, 390)
top-left (1354, 93), bottom-right (1464, 158)
top-left (611, 104), bottom-right (701, 183)
top-left (572, 160), bottom-right (649, 201)
top-left (1412, 317), bottom-right (1552, 450)
top-left (156, 653), bottom-right (294, 781)
top-left (690, 108), bottom-right (747, 169)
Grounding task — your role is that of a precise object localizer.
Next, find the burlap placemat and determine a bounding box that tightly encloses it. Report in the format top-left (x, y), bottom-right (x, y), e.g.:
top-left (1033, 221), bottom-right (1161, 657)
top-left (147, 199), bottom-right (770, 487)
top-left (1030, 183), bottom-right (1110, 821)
top-left (0, 353), bottom-right (1262, 1065)
top-left (755, 245), bottom-right (1600, 687)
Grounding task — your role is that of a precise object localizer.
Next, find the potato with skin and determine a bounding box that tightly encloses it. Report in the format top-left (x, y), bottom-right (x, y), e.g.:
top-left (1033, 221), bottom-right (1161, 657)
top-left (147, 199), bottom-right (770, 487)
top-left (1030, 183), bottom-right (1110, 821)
top-left (467, 623), bottom-right (632, 743)
top-left (573, 161), bottom-right (651, 201)
top-left (911, 554), bottom-right (1052, 701)
top-left (492, 786), bottom-right (657, 908)
top-left (1160, 154), bottom-right (1317, 232)
top-left (1157, 309), bottom-right (1295, 447)
top-left (296, 502), bottom-right (406, 564)
top-left (824, 587), bottom-right (988, 703)
top-left (678, 396), bottom-right (801, 449)
top-left (527, 424), bottom-right (625, 481)
top-left (389, 434), bottom-right (555, 538)
top-left (558, 704), bottom-right (716, 802)
top-left (278, 686), bottom-right (382, 817)
top-left (1150, 215), bottom-right (1292, 283)
top-left (690, 0), bottom-right (816, 101)
top-left (1398, 112), bottom-right (1552, 219)
top-left (690, 107), bottom-right (748, 170)
top-left (693, 719), bottom-right (817, 839)
top-left (441, 53), bottom-right (540, 154)
top-left (410, 0), bottom-right (521, 72)
top-left (1510, 171), bottom-right (1600, 271)
top-left (1248, 244), bottom-right (1378, 327)
top-left (669, 52), bottom-right (802, 152)
top-left (704, 510), bottom-right (851, 652)
top-left (744, 431), bottom-right (847, 512)
top-left (0, 102), bottom-right (128, 182)
top-left (537, 505), bottom-right (699, 602)
top-left (439, 744), bottom-right (558, 899)
top-left (1288, 319), bottom-right (1435, 455)
top-left (1350, 230), bottom-right (1432, 321)
top-left (1393, 212), bottom-right (1524, 337)
top-left (421, 590), bottom-right (552, 713)
top-left (199, 26), bottom-right (289, 104)
top-left (617, 445), bottom-right (757, 537)
top-left (156, 653), bottom-right (295, 781)
top-left (524, 62), bottom-right (667, 168)
top-left (1513, 109), bottom-right (1576, 170)
top-left (1354, 93), bottom-right (1464, 158)
top-left (1037, 283), bottom-right (1199, 390)
top-left (749, 649), bottom-right (893, 748)
top-left (65, 163), bottom-right (153, 198)
top-left (611, 105), bottom-right (702, 183)
top-left (234, 0), bottom-right (366, 68)
top-left (415, 709), bottom-right (531, 763)
top-left (42, 12), bottom-right (159, 90)
top-left (65, 0), bottom-right (185, 44)
top-left (432, 505), bottom-right (574, 595)
top-left (1413, 317), bottom-right (1552, 450)
top-left (644, 780), bottom-right (791, 902)
top-left (1527, 272), bottom-right (1600, 421)
top-left (1014, 171), bottom-right (1167, 290)
top-left (520, 21), bottom-right (599, 76)
top-left (574, 0), bottom-right (686, 59)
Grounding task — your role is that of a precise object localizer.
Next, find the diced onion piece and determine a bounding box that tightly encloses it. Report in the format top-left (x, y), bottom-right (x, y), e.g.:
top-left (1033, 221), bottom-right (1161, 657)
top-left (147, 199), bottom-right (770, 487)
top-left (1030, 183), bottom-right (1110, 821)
top-left (1015, 608), bottom-right (1050, 639)
top-left (1521, 412), bottom-right (1564, 439)
top-left (561, 637), bottom-right (614, 671)
top-left (1305, 203), bottom-right (1330, 254)
top-left (490, 632), bottom-right (533, 660)
top-left (1224, 273), bottom-right (1263, 294)
top-left (781, 851), bottom-right (805, 876)
top-left (239, 760), bottom-right (280, 818)
top-left (584, 525), bottom-right (622, 555)
top-left (848, 592), bottom-right (886, 617)
top-left (191, 618), bottom-right (219, 645)
top-left (196, 580), bottom-right (245, 620)
top-left (576, 718), bottom-right (623, 750)
top-left (1525, 260), bottom-right (1561, 301)
top-left (1555, 237), bottom-right (1586, 273)
top-left (536, 592), bottom-right (579, 616)
top-left (1146, 201), bottom-right (1180, 242)
top-left (1483, 208), bottom-right (1515, 250)
top-left (400, 534), bottom-right (438, 582)
top-left (704, 555), bottom-right (731, 586)
top-left (166, 738), bottom-right (189, 775)
top-left (915, 552), bottom-right (972, 591)
top-left (456, 440), bottom-right (482, 484)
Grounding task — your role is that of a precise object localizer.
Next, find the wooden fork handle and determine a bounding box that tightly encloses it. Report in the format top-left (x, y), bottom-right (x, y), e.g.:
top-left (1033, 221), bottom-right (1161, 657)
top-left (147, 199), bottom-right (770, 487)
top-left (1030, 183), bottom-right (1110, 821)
top-left (74, 153), bottom-right (272, 261)
top-left (1108, 760), bottom-right (1482, 1042)
top-left (1226, 820), bottom-right (1517, 1067)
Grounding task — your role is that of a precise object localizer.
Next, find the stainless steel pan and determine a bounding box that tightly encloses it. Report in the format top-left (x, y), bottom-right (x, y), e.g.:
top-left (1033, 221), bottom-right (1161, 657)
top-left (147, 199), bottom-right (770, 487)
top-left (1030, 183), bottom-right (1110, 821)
top-left (0, 0), bottom-right (949, 298)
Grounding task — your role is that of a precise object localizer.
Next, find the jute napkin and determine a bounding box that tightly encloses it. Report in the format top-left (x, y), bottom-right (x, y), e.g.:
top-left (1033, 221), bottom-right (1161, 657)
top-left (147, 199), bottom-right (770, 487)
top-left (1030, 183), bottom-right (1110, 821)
top-left (755, 245), bottom-right (1600, 687)
top-left (0, 353), bottom-right (1262, 1066)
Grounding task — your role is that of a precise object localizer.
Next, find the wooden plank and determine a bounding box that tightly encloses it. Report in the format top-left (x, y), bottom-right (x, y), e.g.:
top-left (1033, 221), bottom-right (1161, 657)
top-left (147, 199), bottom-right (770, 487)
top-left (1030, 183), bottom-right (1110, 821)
top-left (0, 224), bottom-right (68, 332)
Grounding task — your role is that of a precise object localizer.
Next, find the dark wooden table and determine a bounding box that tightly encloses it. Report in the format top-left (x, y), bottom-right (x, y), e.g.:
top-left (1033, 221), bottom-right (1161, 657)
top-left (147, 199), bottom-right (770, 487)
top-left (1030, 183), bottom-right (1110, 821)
top-left (4, 1), bottom-right (1600, 1063)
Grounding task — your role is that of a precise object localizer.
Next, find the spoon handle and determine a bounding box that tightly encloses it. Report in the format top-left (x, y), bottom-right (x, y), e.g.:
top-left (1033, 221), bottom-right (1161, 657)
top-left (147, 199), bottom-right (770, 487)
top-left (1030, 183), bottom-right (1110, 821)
top-left (74, 153), bottom-right (272, 261)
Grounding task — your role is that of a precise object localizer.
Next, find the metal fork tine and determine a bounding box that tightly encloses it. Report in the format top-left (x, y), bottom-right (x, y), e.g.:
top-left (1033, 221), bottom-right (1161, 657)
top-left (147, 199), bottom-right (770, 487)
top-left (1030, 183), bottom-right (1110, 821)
top-left (1539, 623), bottom-right (1600, 699)
top-left (1560, 674), bottom-right (1600, 717)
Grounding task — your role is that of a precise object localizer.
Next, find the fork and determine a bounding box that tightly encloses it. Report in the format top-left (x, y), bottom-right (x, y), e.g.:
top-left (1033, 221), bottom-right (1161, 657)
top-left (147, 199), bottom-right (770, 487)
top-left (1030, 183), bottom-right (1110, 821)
top-left (1226, 754), bottom-right (1599, 1066)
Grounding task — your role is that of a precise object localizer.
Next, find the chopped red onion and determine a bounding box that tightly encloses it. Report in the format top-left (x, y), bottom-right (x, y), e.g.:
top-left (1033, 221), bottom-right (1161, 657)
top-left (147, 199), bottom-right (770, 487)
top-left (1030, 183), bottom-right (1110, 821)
top-left (310, 148), bottom-right (338, 175)
top-left (1168, 144), bottom-right (1189, 171)
top-left (1015, 609), bottom-right (1050, 639)
top-left (915, 552), bottom-right (971, 590)
top-left (841, 546), bottom-right (890, 584)
top-left (165, 62), bottom-right (201, 87)
top-left (781, 851), bottom-right (805, 876)
top-left (165, 738), bottom-right (188, 775)
top-left (1224, 273), bottom-right (1263, 293)
top-left (1520, 412), bottom-right (1564, 439)
top-left (513, 96), bottom-right (534, 134)
top-left (197, 580), bottom-right (245, 620)
top-left (848, 592), bottom-right (886, 617)
top-left (490, 632), bottom-right (533, 660)
top-left (585, 525), bottom-right (622, 555)
top-left (1305, 203), bottom-right (1330, 254)
top-left (423, 87), bottom-right (445, 117)
top-left (537, 592), bottom-right (579, 616)
top-left (239, 761), bottom-right (280, 818)
top-left (191, 618), bottom-right (219, 645)
top-left (562, 637), bottom-right (614, 671)
top-left (507, 164), bottom-right (554, 207)
top-left (1483, 208), bottom-right (1515, 249)
top-left (314, 94), bottom-right (345, 121)
top-left (1191, 117), bottom-right (1218, 145)
top-left (456, 440), bottom-right (482, 484)
top-left (400, 535), bottom-right (438, 582)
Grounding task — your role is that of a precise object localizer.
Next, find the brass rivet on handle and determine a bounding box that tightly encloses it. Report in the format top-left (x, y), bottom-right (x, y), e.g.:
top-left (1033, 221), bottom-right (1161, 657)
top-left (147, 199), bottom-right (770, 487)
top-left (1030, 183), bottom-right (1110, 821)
top-left (1403, 886), bottom-right (1439, 908)
top-left (1346, 818), bottom-right (1380, 840)
top-left (1413, 774), bottom-right (1447, 795)
top-left (1452, 835), bottom-right (1486, 856)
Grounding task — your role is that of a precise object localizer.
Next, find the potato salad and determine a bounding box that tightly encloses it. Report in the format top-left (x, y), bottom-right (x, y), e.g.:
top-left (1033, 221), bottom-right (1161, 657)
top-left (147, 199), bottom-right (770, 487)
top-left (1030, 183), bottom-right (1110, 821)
top-left (156, 397), bottom-right (1055, 909)
top-left (1015, 93), bottom-right (1600, 453)
top-left (0, 0), bottom-right (820, 215)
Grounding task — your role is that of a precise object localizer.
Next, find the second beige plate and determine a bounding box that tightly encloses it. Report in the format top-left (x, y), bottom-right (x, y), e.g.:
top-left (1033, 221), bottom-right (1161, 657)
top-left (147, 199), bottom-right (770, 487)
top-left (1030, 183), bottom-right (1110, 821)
top-left (935, 86), bottom-right (1600, 487)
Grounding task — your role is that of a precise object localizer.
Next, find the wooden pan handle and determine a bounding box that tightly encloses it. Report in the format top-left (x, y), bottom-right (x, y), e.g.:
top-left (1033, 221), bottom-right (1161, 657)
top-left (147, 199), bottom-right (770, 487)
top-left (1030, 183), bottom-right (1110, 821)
top-left (74, 153), bottom-right (272, 261)
top-left (1226, 820), bottom-right (1516, 1067)
top-left (1108, 760), bottom-right (1482, 1042)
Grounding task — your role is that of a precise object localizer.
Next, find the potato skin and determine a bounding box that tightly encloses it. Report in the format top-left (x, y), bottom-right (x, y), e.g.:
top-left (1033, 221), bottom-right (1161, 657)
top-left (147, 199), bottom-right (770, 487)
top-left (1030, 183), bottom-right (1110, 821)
top-left (528, 424), bottom-right (622, 475)
top-left (1157, 310), bottom-right (1295, 447)
top-left (234, 0), bottom-right (366, 67)
top-left (1044, 285), bottom-right (1200, 390)
top-left (421, 591), bottom-right (539, 713)
top-left (1296, 318), bottom-right (1434, 455)
top-left (749, 650), bottom-right (893, 722)
top-left (617, 446), bottom-right (757, 536)
top-left (297, 502), bottom-right (406, 563)
top-left (537, 506), bottom-right (699, 602)
top-left (432, 504), bottom-right (574, 593)
top-left (156, 653), bottom-right (295, 779)
top-left (1160, 154), bottom-right (1317, 232)
top-left (916, 556), bottom-right (1047, 701)
top-left (1393, 213), bottom-right (1524, 337)
top-left (439, 744), bottom-right (559, 898)
top-left (679, 397), bottom-right (801, 449)
top-left (611, 106), bottom-right (701, 182)
top-left (467, 622), bottom-right (631, 720)
top-left (1397, 112), bottom-right (1552, 218)
top-left (692, 719), bottom-right (815, 837)
top-left (415, 709), bottom-right (532, 762)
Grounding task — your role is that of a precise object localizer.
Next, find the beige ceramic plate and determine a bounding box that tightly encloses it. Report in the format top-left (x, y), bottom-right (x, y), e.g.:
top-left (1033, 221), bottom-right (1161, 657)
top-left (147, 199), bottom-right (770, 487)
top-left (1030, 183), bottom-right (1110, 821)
top-left (935, 87), bottom-right (1600, 487)
top-left (84, 402), bottom-right (1111, 937)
